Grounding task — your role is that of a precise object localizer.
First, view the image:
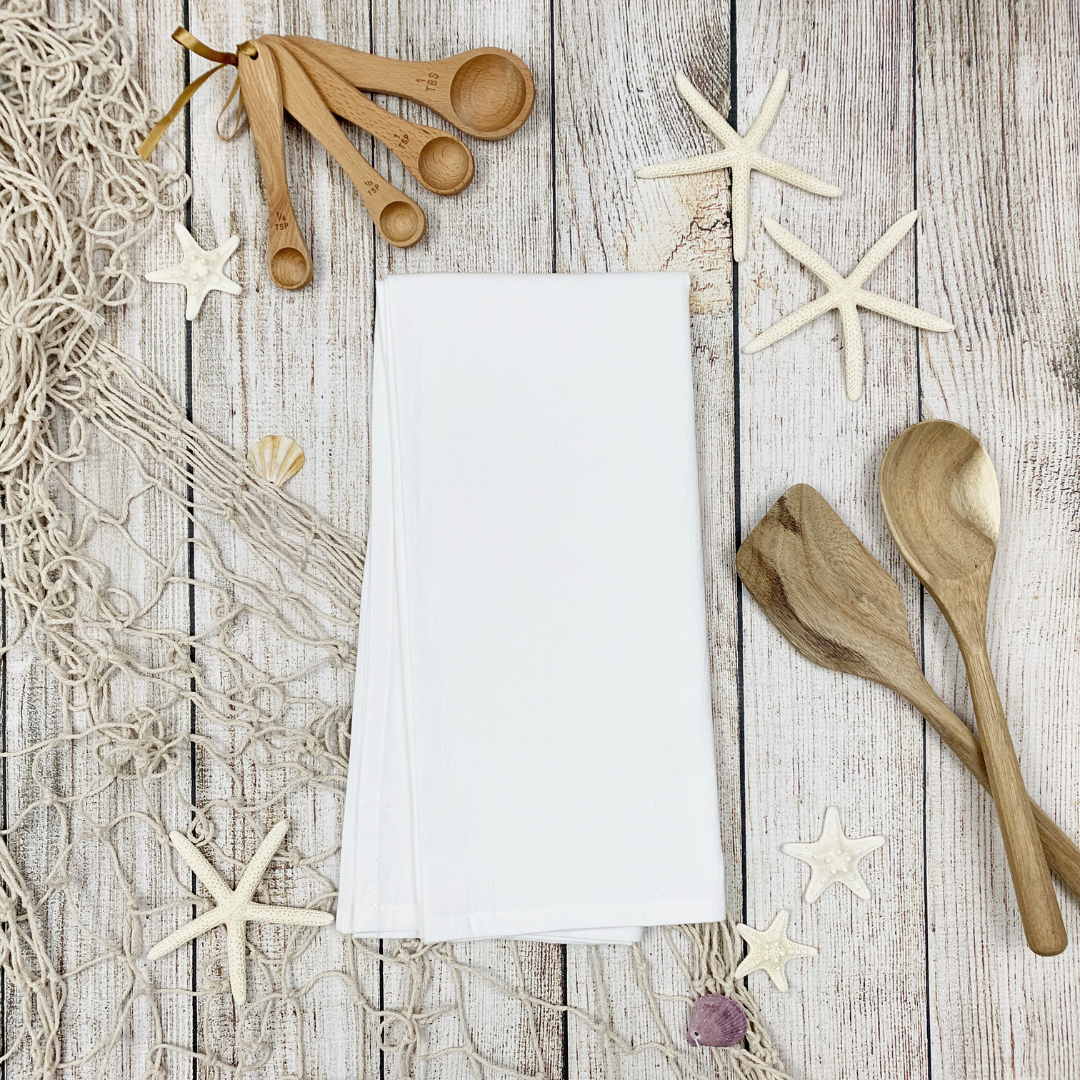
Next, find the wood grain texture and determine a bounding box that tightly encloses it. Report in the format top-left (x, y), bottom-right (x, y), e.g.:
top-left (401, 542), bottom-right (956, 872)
top-left (915, 0), bottom-right (1080, 1074)
top-left (735, 3), bottom-right (931, 1077)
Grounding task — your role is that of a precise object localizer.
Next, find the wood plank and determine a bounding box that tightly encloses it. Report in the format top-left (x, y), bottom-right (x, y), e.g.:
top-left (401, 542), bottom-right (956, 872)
top-left (735, 3), bottom-right (930, 1077)
top-left (186, 0), bottom-right (378, 1076)
top-left (915, 3), bottom-right (1080, 1076)
top-left (370, 1), bottom-right (562, 1076)
top-left (2, 1), bottom-right (194, 1075)
top-left (553, 2), bottom-right (740, 1076)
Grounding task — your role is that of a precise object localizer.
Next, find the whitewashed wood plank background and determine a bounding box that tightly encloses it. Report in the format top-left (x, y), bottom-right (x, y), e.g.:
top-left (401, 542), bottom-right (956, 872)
top-left (5, 0), bottom-right (1078, 1077)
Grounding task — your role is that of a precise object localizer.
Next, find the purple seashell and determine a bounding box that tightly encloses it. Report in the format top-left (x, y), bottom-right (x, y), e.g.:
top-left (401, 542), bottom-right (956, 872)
top-left (686, 994), bottom-right (748, 1048)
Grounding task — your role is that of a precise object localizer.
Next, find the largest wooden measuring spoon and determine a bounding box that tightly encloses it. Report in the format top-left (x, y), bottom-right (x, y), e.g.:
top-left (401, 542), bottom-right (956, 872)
top-left (287, 37), bottom-right (535, 140)
top-left (880, 420), bottom-right (1066, 955)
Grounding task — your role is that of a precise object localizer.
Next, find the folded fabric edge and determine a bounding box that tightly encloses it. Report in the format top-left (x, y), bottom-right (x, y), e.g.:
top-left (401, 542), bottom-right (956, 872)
top-left (422, 898), bottom-right (725, 943)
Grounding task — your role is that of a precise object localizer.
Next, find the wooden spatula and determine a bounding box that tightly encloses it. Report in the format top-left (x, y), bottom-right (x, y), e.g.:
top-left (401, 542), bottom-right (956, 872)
top-left (736, 483), bottom-right (1080, 902)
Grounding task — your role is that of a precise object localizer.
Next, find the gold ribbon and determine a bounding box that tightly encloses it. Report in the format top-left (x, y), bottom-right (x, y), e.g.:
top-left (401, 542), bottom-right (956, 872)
top-left (139, 28), bottom-right (257, 160)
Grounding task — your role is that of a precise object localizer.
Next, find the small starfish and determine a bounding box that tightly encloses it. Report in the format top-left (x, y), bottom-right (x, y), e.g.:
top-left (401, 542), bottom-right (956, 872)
top-left (734, 910), bottom-right (817, 992)
top-left (636, 69), bottom-right (842, 262)
top-left (145, 221), bottom-right (241, 320)
top-left (782, 806), bottom-right (885, 903)
top-left (148, 821), bottom-right (333, 1005)
top-left (743, 210), bottom-right (954, 400)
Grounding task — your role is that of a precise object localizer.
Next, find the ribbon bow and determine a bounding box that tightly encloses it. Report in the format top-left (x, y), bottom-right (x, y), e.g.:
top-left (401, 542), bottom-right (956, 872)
top-left (139, 27), bottom-right (257, 160)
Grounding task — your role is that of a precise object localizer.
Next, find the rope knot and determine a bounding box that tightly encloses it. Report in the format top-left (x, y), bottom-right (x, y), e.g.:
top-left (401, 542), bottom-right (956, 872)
top-left (138, 27), bottom-right (257, 160)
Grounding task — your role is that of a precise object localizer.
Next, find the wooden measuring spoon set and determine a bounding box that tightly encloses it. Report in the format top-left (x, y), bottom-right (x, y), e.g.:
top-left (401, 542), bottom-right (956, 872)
top-left (141, 29), bottom-right (534, 289)
top-left (738, 421), bottom-right (1073, 957)
top-left (239, 36), bottom-right (534, 287)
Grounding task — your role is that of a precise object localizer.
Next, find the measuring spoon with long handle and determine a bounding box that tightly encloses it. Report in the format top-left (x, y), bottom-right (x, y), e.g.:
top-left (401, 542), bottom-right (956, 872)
top-left (265, 39), bottom-right (425, 248)
top-left (237, 46), bottom-right (313, 289)
top-left (267, 37), bottom-right (474, 196)
top-left (286, 37), bottom-right (534, 140)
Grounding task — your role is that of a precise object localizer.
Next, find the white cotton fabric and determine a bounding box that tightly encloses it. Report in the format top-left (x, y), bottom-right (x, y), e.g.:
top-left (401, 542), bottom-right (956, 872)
top-left (337, 272), bottom-right (724, 945)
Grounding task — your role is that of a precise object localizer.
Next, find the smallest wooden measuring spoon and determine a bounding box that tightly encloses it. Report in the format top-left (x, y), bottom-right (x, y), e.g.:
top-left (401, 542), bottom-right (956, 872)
top-left (269, 37), bottom-right (474, 196)
top-left (265, 39), bottom-right (426, 248)
top-left (287, 37), bottom-right (535, 140)
top-left (237, 45), bottom-right (313, 289)
top-left (880, 419), bottom-right (1067, 956)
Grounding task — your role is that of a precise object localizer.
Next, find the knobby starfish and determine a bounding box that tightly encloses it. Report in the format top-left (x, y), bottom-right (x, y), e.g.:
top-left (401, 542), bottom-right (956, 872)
top-left (782, 806), bottom-right (885, 903)
top-left (145, 221), bottom-right (241, 320)
top-left (148, 821), bottom-right (333, 1005)
top-left (636, 69), bottom-right (842, 262)
top-left (743, 210), bottom-right (954, 400)
top-left (734, 909), bottom-right (817, 993)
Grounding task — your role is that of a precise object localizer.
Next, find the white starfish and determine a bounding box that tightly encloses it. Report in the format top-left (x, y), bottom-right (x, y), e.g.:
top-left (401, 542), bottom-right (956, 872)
top-left (636, 69), bottom-right (842, 262)
top-left (145, 221), bottom-right (241, 320)
top-left (148, 821), bottom-right (333, 1005)
top-left (743, 210), bottom-right (954, 400)
top-left (782, 805), bottom-right (885, 903)
top-left (734, 910), bottom-right (817, 993)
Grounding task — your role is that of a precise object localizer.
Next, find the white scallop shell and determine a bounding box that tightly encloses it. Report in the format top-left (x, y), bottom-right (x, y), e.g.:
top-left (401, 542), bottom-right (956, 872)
top-left (247, 435), bottom-right (305, 485)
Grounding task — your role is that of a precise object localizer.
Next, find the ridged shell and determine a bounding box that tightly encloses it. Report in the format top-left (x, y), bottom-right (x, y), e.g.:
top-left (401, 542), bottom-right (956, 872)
top-left (247, 435), bottom-right (305, 485)
top-left (686, 994), bottom-right (747, 1048)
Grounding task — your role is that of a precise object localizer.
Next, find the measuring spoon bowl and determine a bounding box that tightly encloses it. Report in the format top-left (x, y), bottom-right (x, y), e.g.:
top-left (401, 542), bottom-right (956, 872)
top-left (287, 37), bottom-right (534, 140)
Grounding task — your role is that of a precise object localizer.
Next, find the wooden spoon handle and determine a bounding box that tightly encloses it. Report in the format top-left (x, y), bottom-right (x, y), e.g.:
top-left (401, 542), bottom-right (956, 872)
top-left (901, 672), bottom-right (1080, 902)
top-left (265, 40), bottom-right (425, 249)
top-left (236, 49), bottom-right (313, 290)
top-left (270, 37), bottom-right (473, 195)
top-left (957, 632), bottom-right (1067, 954)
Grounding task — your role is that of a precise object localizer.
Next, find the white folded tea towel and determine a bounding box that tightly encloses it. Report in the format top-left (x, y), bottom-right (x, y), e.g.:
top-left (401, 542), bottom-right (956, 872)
top-left (337, 272), bottom-right (724, 945)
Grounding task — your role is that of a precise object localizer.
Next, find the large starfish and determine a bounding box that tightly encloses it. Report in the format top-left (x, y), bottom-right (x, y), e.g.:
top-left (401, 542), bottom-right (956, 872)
top-left (782, 806), bottom-right (885, 903)
top-left (743, 210), bottom-right (954, 400)
top-left (148, 821), bottom-right (333, 1005)
top-left (734, 910), bottom-right (817, 993)
top-left (636, 69), bottom-right (842, 262)
top-left (145, 221), bottom-right (241, 320)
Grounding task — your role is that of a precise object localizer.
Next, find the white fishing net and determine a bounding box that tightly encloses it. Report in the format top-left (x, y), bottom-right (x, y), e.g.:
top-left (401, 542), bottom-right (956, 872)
top-left (0, 3), bottom-right (792, 1078)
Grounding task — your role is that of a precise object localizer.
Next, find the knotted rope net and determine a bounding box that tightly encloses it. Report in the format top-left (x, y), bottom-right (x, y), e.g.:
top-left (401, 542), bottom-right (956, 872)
top-left (0, 3), bottom-right (791, 1078)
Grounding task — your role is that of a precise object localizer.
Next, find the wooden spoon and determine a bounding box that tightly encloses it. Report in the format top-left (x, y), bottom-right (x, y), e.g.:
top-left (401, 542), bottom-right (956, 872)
top-left (880, 420), bottom-right (1066, 955)
top-left (268, 37), bottom-right (474, 196)
top-left (286, 37), bottom-right (535, 140)
top-left (736, 484), bottom-right (1080, 904)
top-left (266, 39), bottom-right (425, 248)
top-left (236, 46), bottom-right (313, 289)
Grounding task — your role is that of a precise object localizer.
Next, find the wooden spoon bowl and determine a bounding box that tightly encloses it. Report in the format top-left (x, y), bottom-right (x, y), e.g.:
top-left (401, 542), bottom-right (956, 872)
top-left (447, 50), bottom-right (532, 136)
top-left (880, 420), bottom-right (1000, 584)
top-left (417, 134), bottom-right (474, 193)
